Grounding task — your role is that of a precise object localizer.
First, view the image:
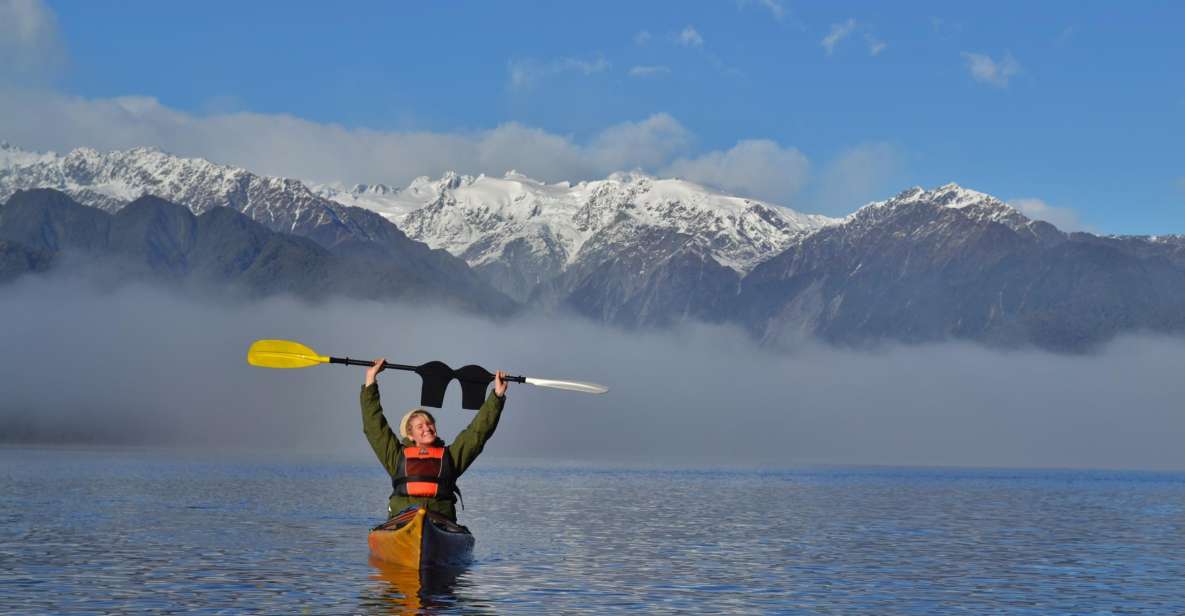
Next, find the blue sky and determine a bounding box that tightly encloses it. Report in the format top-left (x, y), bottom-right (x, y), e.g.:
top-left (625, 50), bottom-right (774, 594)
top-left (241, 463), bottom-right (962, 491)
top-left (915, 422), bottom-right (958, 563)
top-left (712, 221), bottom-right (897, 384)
top-left (2, 0), bottom-right (1182, 233)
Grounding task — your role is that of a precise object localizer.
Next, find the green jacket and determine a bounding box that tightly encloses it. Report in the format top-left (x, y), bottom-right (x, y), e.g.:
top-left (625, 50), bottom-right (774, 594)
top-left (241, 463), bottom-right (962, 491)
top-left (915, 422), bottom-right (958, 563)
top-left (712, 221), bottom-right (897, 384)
top-left (360, 382), bottom-right (504, 521)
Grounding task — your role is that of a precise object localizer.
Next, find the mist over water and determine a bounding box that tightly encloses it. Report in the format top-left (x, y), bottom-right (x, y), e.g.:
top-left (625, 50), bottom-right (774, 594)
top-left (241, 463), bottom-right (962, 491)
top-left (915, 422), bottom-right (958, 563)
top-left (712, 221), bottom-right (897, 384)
top-left (2, 275), bottom-right (1184, 470)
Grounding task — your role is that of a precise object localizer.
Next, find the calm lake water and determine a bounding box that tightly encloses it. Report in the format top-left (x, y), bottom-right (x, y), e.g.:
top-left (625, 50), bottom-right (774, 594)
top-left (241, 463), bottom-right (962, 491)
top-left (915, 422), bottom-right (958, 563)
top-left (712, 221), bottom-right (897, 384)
top-left (1, 447), bottom-right (1183, 614)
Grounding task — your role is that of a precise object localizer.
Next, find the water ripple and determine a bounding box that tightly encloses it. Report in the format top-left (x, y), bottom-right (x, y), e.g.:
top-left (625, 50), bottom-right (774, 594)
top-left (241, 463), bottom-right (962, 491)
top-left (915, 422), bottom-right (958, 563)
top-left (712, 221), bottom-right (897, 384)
top-left (2, 449), bottom-right (1184, 613)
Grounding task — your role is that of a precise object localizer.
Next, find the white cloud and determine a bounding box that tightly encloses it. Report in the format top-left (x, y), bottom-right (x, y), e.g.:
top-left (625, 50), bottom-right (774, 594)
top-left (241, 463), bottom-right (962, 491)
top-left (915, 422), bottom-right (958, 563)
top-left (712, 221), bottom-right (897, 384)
top-left (508, 56), bottom-right (610, 90)
top-left (760, 0), bottom-right (786, 20)
top-left (0, 88), bottom-right (698, 187)
top-left (961, 51), bottom-right (1020, 88)
top-left (737, 0), bottom-right (785, 20)
top-left (199, 94), bottom-right (246, 115)
top-left (633, 30), bottom-right (651, 46)
top-left (821, 19), bottom-right (857, 56)
top-left (809, 142), bottom-right (905, 215)
top-left (662, 139), bottom-right (811, 204)
top-left (678, 26), bottom-right (704, 48)
top-left (0, 88), bottom-right (914, 217)
top-left (1009, 198), bottom-right (1084, 231)
top-left (0, 0), bottom-right (65, 81)
top-left (0, 88), bottom-right (912, 215)
top-left (628, 65), bottom-right (670, 78)
top-left (865, 34), bottom-right (887, 56)
top-left (589, 113), bottom-right (693, 171)
top-left (821, 20), bottom-right (886, 58)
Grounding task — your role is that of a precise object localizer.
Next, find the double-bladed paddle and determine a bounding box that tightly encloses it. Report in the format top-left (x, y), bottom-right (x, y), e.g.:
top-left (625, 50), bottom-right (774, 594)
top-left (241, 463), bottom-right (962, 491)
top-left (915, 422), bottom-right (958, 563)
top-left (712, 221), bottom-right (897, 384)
top-left (246, 339), bottom-right (609, 397)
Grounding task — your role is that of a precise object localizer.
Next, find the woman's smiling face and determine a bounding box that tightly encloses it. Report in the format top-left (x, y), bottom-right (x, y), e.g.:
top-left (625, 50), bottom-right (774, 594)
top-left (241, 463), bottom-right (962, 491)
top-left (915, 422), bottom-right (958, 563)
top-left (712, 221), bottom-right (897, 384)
top-left (407, 414), bottom-right (437, 447)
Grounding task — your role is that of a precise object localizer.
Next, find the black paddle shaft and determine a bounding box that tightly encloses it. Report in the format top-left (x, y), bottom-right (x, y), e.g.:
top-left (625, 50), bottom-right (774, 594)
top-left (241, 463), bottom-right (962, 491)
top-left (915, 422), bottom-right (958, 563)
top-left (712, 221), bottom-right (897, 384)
top-left (331, 356), bottom-right (524, 409)
top-left (327, 356), bottom-right (526, 383)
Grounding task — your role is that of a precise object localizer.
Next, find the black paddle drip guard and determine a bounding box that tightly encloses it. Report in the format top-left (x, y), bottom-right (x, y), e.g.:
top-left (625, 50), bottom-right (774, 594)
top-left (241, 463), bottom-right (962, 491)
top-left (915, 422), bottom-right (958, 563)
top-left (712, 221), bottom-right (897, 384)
top-left (329, 354), bottom-right (508, 410)
top-left (453, 365), bottom-right (495, 410)
top-left (414, 361), bottom-right (455, 408)
top-left (413, 362), bottom-right (495, 410)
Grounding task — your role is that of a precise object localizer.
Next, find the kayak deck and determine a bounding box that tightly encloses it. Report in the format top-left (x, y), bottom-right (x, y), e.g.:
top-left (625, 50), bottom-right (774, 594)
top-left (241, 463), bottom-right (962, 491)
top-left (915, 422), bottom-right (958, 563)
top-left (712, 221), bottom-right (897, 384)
top-left (368, 506), bottom-right (475, 569)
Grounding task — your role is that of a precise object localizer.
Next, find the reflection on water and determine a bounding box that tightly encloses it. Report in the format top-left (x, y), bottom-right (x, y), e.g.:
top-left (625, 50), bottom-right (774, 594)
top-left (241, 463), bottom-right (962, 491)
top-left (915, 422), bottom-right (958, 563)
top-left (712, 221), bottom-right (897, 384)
top-left (2, 447), bottom-right (1185, 614)
top-left (365, 557), bottom-right (469, 615)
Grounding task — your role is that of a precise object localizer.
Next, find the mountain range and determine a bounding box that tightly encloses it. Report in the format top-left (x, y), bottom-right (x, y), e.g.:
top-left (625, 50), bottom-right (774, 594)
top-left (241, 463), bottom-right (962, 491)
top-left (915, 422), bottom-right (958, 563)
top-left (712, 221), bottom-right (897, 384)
top-left (3, 141), bottom-right (1184, 351)
top-left (0, 142), bottom-right (510, 309)
top-left (0, 188), bottom-right (517, 313)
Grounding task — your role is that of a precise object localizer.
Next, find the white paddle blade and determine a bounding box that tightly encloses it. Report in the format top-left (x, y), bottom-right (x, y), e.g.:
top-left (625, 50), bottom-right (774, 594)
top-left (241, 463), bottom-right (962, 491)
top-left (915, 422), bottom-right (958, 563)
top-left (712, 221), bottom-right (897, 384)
top-left (523, 377), bottom-right (609, 394)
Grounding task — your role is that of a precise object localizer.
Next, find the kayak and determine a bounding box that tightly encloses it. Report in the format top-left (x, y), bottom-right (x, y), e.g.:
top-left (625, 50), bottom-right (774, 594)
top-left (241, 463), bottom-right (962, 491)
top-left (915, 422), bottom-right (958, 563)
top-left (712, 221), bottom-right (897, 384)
top-left (368, 506), bottom-right (475, 569)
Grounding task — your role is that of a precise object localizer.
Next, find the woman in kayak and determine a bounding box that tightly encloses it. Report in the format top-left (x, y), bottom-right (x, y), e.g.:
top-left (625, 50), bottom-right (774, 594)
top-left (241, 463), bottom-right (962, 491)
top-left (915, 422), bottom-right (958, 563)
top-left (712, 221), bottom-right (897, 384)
top-left (361, 358), bottom-right (508, 522)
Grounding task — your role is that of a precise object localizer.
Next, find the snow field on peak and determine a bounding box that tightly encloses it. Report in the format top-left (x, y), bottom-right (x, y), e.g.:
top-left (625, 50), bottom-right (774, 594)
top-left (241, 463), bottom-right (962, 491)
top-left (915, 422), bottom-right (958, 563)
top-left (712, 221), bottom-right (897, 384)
top-left (318, 171), bottom-right (839, 274)
top-left (0, 143), bottom-right (384, 246)
top-left (845, 183), bottom-right (1029, 231)
top-left (2, 142), bottom-right (869, 278)
top-left (0, 144), bottom-right (57, 169)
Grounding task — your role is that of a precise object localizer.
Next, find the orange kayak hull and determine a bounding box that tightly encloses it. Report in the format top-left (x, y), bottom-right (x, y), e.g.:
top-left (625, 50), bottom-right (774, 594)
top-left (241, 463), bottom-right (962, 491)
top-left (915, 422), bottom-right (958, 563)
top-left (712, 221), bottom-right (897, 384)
top-left (368, 507), bottom-right (475, 570)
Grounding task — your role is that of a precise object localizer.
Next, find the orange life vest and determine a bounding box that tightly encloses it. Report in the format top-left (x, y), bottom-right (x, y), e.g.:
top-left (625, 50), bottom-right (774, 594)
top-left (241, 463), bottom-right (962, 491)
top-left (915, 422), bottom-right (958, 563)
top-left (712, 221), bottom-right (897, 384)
top-left (392, 445), bottom-right (458, 502)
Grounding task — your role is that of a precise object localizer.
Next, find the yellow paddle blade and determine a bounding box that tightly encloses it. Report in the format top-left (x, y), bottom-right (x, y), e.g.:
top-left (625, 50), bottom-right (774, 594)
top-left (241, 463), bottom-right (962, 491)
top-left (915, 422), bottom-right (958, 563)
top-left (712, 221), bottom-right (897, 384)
top-left (247, 339), bottom-right (330, 369)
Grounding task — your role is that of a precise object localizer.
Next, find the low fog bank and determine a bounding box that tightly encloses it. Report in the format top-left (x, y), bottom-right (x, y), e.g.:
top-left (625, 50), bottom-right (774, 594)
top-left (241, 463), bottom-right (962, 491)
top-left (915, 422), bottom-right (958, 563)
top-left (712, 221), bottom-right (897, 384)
top-left (2, 276), bottom-right (1184, 471)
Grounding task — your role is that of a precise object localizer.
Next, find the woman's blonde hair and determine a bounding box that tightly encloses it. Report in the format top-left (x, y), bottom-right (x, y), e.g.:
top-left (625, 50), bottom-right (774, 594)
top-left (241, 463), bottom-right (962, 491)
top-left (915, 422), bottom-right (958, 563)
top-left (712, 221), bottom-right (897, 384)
top-left (398, 408), bottom-right (437, 441)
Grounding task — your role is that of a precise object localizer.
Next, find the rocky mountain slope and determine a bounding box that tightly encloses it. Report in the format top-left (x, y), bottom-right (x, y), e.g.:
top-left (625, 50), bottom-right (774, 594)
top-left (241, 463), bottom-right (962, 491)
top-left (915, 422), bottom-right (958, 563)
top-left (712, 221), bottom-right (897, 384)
top-left (738, 185), bottom-right (1185, 350)
top-left (317, 171), bottom-right (836, 303)
top-left (0, 188), bottom-right (513, 312)
top-left (0, 142), bottom-right (510, 309)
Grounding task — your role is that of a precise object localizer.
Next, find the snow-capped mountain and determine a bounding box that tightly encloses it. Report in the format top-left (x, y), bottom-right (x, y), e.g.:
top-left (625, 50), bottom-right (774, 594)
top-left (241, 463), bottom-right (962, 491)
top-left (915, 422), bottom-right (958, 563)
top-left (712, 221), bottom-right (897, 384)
top-left (316, 170), bottom-right (837, 301)
top-left (0, 141), bottom-right (511, 307)
top-left (0, 141), bottom-right (374, 233)
top-left (6, 140), bottom-right (1185, 351)
top-left (735, 183), bottom-right (1185, 350)
top-left (0, 141), bottom-right (836, 305)
top-left (845, 183), bottom-right (1062, 242)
